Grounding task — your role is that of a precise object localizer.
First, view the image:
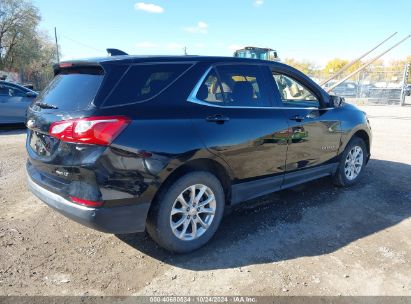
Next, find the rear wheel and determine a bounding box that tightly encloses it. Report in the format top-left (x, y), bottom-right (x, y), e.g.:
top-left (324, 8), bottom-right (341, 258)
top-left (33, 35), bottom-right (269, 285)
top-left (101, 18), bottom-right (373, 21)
top-left (333, 137), bottom-right (367, 187)
top-left (146, 172), bottom-right (225, 253)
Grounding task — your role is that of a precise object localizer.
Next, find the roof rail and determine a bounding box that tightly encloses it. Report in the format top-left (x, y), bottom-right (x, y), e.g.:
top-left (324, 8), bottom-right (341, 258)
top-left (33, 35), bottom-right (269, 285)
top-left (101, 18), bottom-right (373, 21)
top-left (106, 48), bottom-right (128, 56)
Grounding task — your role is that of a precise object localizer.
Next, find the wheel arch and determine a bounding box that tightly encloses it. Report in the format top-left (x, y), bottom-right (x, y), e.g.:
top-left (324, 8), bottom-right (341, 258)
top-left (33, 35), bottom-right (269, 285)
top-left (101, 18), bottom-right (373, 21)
top-left (151, 158), bottom-right (233, 210)
top-left (353, 129), bottom-right (371, 157)
top-left (340, 128), bottom-right (371, 163)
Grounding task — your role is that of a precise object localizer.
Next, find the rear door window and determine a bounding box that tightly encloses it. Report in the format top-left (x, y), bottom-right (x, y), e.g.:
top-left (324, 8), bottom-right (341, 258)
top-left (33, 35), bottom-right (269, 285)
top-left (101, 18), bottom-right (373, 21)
top-left (34, 68), bottom-right (104, 111)
top-left (196, 69), bottom-right (225, 103)
top-left (103, 63), bottom-right (192, 107)
top-left (196, 65), bottom-right (271, 107)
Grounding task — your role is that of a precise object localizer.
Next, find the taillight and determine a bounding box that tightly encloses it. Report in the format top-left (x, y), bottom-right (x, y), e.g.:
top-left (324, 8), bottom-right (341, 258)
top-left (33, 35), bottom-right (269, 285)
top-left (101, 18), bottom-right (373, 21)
top-left (70, 196), bottom-right (103, 207)
top-left (49, 116), bottom-right (130, 146)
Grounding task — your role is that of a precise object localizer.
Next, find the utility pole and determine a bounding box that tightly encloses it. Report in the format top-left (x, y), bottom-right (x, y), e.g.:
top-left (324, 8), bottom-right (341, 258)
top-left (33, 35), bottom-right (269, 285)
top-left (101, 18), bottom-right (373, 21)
top-left (183, 46), bottom-right (187, 56)
top-left (54, 27), bottom-right (60, 63)
top-left (400, 63), bottom-right (410, 106)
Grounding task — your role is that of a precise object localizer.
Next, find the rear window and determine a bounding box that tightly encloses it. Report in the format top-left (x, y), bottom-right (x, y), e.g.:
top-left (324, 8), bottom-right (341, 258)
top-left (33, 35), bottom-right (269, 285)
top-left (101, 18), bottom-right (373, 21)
top-left (35, 68), bottom-right (104, 111)
top-left (102, 63), bottom-right (192, 107)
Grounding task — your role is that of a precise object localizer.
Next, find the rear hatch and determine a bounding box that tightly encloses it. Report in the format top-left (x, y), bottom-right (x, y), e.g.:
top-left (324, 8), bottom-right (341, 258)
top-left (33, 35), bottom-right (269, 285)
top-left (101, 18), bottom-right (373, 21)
top-left (26, 63), bottom-right (112, 204)
top-left (27, 64), bottom-right (105, 158)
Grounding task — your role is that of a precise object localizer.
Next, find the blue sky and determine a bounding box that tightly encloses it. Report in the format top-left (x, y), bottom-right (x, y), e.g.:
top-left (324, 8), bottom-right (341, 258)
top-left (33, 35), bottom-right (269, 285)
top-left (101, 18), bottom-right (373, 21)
top-left (33, 0), bottom-right (411, 66)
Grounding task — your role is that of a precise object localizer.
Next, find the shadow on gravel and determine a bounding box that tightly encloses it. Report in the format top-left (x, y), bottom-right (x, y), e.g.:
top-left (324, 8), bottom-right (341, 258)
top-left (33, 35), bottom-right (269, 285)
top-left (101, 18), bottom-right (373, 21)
top-left (117, 159), bottom-right (411, 270)
top-left (0, 124), bottom-right (26, 135)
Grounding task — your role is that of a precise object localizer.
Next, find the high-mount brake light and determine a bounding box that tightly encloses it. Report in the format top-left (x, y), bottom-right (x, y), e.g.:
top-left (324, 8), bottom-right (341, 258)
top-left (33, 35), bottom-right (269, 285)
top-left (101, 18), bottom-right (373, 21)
top-left (59, 62), bottom-right (73, 68)
top-left (49, 116), bottom-right (130, 146)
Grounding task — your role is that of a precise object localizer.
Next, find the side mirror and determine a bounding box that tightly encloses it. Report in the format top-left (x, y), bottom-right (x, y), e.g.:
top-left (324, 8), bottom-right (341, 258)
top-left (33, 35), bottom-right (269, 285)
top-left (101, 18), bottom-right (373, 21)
top-left (329, 95), bottom-right (344, 108)
top-left (26, 91), bottom-right (38, 98)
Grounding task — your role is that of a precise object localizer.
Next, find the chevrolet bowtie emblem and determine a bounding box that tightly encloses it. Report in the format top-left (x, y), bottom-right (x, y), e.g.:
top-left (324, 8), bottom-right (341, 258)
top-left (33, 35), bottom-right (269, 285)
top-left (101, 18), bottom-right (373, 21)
top-left (27, 119), bottom-right (35, 128)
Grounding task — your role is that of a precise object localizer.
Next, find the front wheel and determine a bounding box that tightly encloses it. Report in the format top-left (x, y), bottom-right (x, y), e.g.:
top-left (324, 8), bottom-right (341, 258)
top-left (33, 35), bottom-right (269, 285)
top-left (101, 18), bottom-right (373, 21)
top-left (333, 137), bottom-right (367, 187)
top-left (146, 172), bottom-right (225, 253)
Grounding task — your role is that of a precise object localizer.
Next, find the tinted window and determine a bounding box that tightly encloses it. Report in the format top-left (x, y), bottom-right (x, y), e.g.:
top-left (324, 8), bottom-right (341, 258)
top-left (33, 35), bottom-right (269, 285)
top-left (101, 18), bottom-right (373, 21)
top-left (35, 69), bottom-right (104, 111)
top-left (0, 84), bottom-right (11, 96)
top-left (0, 84), bottom-right (25, 97)
top-left (196, 65), bottom-right (270, 107)
top-left (196, 68), bottom-right (224, 103)
top-left (272, 73), bottom-right (319, 107)
top-left (103, 64), bottom-right (192, 107)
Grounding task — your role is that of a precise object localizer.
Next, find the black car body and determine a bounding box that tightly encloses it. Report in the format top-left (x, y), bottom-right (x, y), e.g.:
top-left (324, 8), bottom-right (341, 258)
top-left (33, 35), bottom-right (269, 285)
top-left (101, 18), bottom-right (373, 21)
top-left (26, 56), bottom-right (372, 252)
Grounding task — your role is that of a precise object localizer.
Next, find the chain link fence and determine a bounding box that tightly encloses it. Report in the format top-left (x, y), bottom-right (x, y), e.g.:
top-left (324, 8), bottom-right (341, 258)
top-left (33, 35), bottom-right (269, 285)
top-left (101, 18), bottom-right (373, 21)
top-left (308, 64), bottom-right (411, 106)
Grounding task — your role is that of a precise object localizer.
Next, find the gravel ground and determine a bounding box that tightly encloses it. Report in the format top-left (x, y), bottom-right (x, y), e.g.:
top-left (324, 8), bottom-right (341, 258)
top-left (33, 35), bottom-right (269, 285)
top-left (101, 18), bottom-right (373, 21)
top-left (0, 105), bottom-right (410, 296)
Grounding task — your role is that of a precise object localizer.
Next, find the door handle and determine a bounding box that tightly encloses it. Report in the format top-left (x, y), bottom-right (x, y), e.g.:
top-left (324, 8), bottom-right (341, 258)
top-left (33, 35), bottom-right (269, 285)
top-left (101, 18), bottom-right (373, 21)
top-left (206, 115), bottom-right (230, 124)
top-left (289, 115), bottom-right (305, 122)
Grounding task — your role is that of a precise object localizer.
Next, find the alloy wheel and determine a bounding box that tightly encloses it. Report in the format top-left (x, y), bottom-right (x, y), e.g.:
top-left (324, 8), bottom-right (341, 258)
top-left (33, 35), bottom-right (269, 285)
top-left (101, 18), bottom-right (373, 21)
top-left (169, 184), bottom-right (216, 241)
top-left (344, 145), bottom-right (364, 180)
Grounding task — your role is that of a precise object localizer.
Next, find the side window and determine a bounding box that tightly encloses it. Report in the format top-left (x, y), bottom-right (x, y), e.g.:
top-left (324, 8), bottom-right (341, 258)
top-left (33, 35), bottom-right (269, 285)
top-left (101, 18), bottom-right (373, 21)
top-left (0, 84), bottom-right (9, 96)
top-left (11, 86), bottom-right (26, 97)
top-left (103, 63), bottom-right (192, 107)
top-left (196, 69), bottom-right (224, 103)
top-left (196, 65), bottom-right (270, 107)
top-left (0, 84), bottom-right (24, 97)
top-left (272, 73), bottom-right (319, 107)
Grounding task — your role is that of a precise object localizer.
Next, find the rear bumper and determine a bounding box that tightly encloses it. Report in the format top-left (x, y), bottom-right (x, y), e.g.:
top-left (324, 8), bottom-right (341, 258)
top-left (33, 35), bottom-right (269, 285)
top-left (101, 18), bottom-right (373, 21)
top-left (27, 173), bottom-right (150, 234)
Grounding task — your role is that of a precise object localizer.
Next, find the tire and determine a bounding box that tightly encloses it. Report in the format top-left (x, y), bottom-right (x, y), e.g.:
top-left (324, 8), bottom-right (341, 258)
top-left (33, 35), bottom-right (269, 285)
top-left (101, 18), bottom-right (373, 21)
top-left (146, 171), bottom-right (225, 253)
top-left (333, 136), bottom-right (368, 187)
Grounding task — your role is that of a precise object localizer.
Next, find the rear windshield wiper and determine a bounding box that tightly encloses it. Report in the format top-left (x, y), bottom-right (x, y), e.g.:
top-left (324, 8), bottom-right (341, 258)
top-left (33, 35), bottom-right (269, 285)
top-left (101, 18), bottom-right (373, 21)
top-left (35, 102), bottom-right (59, 109)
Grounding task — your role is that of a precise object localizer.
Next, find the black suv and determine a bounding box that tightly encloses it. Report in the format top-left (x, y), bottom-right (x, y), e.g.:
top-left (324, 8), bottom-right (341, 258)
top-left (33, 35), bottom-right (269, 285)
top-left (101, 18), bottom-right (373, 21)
top-left (26, 56), bottom-right (372, 253)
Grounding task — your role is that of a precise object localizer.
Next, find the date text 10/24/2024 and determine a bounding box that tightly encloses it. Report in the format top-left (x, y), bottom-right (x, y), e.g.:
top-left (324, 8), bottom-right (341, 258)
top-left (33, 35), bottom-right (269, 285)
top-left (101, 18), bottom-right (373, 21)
top-left (149, 297), bottom-right (257, 303)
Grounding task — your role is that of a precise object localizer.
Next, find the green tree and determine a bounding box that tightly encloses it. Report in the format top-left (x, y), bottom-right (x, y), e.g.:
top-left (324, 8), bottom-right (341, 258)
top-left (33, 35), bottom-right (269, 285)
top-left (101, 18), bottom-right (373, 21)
top-left (0, 0), bottom-right (40, 69)
top-left (323, 58), bottom-right (364, 82)
top-left (388, 56), bottom-right (411, 83)
top-left (284, 58), bottom-right (317, 75)
top-left (323, 58), bottom-right (349, 77)
top-left (23, 31), bottom-right (57, 89)
top-left (0, 0), bottom-right (57, 89)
